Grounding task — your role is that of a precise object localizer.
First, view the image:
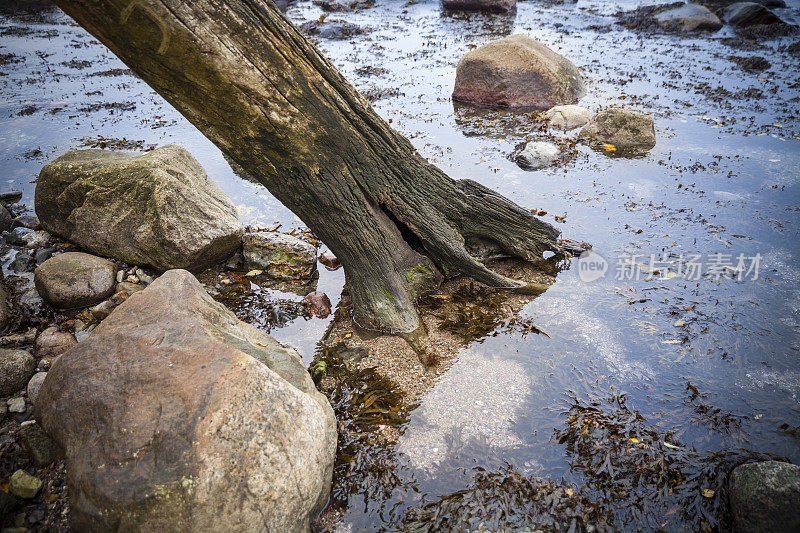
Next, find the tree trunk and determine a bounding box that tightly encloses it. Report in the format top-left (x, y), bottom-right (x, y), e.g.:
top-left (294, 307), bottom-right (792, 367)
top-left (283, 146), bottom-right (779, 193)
top-left (52, 0), bottom-right (560, 337)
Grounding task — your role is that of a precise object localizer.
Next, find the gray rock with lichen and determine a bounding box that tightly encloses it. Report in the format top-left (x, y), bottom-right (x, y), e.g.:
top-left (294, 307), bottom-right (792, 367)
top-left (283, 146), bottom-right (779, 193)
top-left (243, 231), bottom-right (318, 280)
top-left (729, 461), bottom-right (800, 532)
top-left (0, 348), bottom-right (36, 396)
top-left (34, 252), bottom-right (116, 308)
top-left (578, 108), bottom-right (656, 151)
top-left (35, 145), bottom-right (243, 272)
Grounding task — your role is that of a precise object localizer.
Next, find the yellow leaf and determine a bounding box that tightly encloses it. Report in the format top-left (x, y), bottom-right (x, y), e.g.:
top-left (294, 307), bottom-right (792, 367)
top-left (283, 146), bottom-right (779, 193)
top-left (629, 437), bottom-right (639, 443)
top-left (245, 269), bottom-right (263, 277)
top-left (664, 272), bottom-right (678, 279)
top-left (602, 143), bottom-right (616, 152)
top-left (565, 487), bottom-right (574, 496)
top-left (344, 332), bottom-right (352, 339)
top-left (702, 489), bottom-right (715, 498)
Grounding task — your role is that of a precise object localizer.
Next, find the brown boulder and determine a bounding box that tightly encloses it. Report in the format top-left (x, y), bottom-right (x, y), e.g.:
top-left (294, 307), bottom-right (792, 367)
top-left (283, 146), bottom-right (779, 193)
top-left (34, 327), bottom-right (78, 358)
top-left (37, 269), bottom-right (336, 532)
top-left (452, 34), bottom-right (586, 109)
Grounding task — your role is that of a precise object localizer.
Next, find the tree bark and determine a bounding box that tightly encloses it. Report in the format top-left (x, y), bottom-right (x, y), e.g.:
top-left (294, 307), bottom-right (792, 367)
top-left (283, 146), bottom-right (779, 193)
top-left (52, 0), bottom-right (560, 337)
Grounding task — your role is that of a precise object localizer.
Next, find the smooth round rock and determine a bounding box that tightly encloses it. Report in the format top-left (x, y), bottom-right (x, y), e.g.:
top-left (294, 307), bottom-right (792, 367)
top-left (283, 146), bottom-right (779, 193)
top-left (514, 141), bottom-right (561, 170)
top-left (35, 326), bottom-right (78, 358)
top-left (34, 252), bottom-right (117, 308)
top-left (654, 4), bottom-right (723, 32)
top-left (0, 348), bottom-right (36, 396)
top-left (452, 34), bottom-right (586, 109)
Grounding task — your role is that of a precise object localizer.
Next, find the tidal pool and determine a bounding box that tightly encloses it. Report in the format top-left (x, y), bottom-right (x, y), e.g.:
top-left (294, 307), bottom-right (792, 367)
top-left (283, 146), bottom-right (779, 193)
top-left (1, 0), bottom-right (798, 530)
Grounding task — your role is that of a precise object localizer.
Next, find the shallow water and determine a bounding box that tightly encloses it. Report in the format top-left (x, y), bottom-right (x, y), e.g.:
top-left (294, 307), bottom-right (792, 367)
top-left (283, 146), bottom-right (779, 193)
top-left (2, 0), bottom-right (799, 530)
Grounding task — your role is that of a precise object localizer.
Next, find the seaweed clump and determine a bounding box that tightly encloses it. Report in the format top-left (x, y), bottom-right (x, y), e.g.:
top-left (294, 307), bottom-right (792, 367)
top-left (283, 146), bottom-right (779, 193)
top-left (555, 393), bottom-right (788, 530)
top-left (312, 344), bottom-right (418, 521)
top-left (419, 282), bottom-right (548, 344)
top-left (400, 465), bottom-right (613, 532)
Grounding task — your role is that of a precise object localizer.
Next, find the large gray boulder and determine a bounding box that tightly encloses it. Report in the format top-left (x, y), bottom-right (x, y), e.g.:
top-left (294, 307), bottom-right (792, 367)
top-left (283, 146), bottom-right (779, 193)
top-left (578, 108), bottom-right (656, 151)
top-left (35, 145), bottom-right (243, 272)
top-left (37, 269), bottom-right (336, 532)
top-left (729, 461), bottom-right (800, 532)
top-left (442, 0), bottom-right (515, 13)
top-left (452, 35), bottom-right (586, 109)
top-left (655, 4), bottom-right (723, 32)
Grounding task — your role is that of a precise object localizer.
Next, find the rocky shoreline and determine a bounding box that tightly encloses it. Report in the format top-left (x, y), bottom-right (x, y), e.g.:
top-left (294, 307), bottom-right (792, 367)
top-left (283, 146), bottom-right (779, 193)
top-left (1, 0), bottom-right (799, 530)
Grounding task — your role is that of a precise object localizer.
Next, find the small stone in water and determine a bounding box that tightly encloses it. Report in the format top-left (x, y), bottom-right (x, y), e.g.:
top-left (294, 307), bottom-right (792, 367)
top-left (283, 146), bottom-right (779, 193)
top-left (514, 141), bottom-right (561, 170)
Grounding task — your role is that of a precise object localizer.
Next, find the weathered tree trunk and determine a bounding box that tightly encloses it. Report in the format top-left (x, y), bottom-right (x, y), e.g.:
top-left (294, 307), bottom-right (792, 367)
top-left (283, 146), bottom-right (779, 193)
top-left (53, 0), bottom-right (560, 338)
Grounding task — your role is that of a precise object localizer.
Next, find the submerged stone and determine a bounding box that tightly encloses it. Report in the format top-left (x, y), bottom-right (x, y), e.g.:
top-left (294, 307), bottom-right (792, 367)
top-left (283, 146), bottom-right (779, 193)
top-left (243, 231), bottom-right (318, 280)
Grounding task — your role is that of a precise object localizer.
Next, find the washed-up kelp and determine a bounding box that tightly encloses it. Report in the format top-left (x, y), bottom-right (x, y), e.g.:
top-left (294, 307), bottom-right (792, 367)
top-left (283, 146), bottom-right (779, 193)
top-left (555, 393), bottom-right (787, 530)
top-left (399, 464), bottom-right (613, 533)
top-left (313, 344), bottom-right (418, 515)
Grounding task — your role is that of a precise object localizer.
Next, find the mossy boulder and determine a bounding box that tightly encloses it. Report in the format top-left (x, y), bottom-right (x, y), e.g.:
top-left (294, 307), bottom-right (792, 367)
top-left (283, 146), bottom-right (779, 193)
top-left (729, 461), bottom-right (800, 532)
top-left (35, 145), bottom-right (243, 272)
top-left (243, 231), bottom-right (318, 280)
top-left (578, 108), bottom-right (656, 151)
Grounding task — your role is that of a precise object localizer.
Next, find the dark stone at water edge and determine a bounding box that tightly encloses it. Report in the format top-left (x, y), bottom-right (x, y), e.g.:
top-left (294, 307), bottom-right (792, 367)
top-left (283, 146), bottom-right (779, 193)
top-left (730, 55), bottom-right (771, 72)
top-left (0, 204), bottom-right (12, 233)
top-left (0, 190), bottom-right (23, 203)
top-left (442, 0), bottom-right (516, 13)
top-left (729, 461), bottom-right (800, 532)
top-left (722, 2), bottom-right (784, 27)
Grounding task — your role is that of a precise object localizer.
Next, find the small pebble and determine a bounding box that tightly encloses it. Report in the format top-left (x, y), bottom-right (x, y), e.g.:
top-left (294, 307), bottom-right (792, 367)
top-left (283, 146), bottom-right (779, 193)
top-left (9, 470), bottom-right (43, 499)
top-left (7, 397), bottom-right (26, 413)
